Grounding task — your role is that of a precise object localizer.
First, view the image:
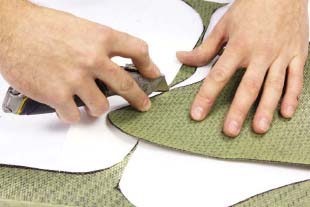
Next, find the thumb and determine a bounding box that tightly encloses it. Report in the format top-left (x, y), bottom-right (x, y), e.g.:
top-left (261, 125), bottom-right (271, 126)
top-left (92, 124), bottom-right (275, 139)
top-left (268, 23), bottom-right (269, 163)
top-left (177, 24), bottom-right (227, 67)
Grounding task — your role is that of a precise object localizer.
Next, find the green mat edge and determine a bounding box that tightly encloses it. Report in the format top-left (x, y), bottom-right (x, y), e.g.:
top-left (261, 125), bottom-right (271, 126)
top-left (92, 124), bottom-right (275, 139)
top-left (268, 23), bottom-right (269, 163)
top-left (0, 198), bottom-right (75, 207)
top-left (232, 179), bottom-right (310, 207)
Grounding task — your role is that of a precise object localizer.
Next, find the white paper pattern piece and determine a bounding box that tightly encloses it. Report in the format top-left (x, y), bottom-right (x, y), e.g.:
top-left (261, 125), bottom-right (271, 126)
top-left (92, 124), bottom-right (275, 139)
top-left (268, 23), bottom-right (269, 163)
top-left (173, 4), bottom-right (231, 89)
top-left (119, 3), bottom-right (310, 207)
top-left (120, 142), bottom-right (310, 207)
top-left (0, 0), bottom-right (203, 172)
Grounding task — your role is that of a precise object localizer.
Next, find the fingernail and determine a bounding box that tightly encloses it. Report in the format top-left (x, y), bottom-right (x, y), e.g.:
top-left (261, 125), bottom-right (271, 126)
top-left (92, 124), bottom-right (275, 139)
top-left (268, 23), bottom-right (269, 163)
top-left (191, 106), bottom-right (204, 120)
top-left (176, 51), bottom-right (187, 55)
top-left (152, 64), bottom-right (161, 76)
top-left (176, 51), bottom-right (190, 59)
top-left (227, 120), bottom-right (240, 135)
top-left (258, 118), bottom-right (270, 132)
top-left (142, 98), bottom-right (151, 111)
top-left (286, 106), bottom-right (295, 117)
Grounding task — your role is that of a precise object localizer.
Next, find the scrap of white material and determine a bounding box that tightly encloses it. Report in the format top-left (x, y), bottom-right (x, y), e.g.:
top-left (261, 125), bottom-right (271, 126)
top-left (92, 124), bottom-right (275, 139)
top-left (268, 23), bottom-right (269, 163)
top-left (173, 4), bottom-right (231, 89)
top-left (0, 0), bottom-right (203, 172)
top-left (120, 3), bottom-right (310, 207)
top-left (0, 78), bottom-right (67, 170)
top-left (120, 142), bottom-right (310, 207)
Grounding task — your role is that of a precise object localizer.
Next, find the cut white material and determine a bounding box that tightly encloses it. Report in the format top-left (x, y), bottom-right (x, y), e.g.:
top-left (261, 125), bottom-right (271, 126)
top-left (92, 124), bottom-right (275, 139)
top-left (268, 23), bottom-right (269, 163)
top-left (120, 3), bottom-right (310, 207)
top-left (120, 142), bottom-right (310, 207)
top-left (0, 78), bottom-right (67, 170)
top-left (173, 4), bottom-right (231, 89)
top-left (59, 96), bottom-right (135, 172)
top-left (0, 0), bottom-right (203, 172)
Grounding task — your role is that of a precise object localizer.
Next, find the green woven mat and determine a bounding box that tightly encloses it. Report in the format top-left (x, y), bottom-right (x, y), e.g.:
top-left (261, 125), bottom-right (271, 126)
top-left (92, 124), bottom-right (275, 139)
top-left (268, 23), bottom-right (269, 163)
top-left (109, 50), bottom-right (310, 165)
top-left (0, 199), bottom-right (70, 207)
top-left (0, 155), bottom-right (133, 207)
top-left (233, 180), bottom-right (310, 207)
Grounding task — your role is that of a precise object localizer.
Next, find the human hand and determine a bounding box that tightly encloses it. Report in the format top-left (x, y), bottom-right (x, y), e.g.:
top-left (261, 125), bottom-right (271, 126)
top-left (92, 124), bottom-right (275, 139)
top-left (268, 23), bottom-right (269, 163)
top-left (177, 0), bottom-right (309, 137)
top-left (0, 0), bottom-right (160, 123)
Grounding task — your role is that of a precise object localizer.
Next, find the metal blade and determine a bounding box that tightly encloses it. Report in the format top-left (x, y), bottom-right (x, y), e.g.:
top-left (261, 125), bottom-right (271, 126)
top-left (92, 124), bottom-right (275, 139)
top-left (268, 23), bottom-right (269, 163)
top-left (155, 76), bottom-right (169, 92)
top-left (151, 75), bottom-right (169, 93)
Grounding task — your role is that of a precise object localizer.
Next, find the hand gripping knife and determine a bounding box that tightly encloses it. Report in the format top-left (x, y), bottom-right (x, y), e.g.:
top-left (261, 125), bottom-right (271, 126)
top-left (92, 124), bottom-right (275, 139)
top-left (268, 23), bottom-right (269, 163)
top-left (2, 64), bottom-right (169, 115)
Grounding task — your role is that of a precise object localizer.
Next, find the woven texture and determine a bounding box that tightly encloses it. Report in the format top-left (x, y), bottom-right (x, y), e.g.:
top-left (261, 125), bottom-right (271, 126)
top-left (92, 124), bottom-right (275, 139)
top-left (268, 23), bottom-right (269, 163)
top-left (0, 199), bottom-right (70, 207)
top-left (170, 1), bottom-right (223, 86)
top-left (0, 156), bottom-right (133, 207)
top-left (109, 54), bottom-right (310, 165)
top-left (110, 47), bottom-right (310, 165)
top-left (233, 180), bottom-right (310, 207)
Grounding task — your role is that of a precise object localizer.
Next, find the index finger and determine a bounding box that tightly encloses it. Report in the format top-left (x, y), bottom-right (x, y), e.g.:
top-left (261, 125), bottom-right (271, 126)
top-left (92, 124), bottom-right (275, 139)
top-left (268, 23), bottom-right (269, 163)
top-left (109, 31), bottom-right (161, 79)
top-left (97, 60), bottom-right (152, 112)
top-left (190, 46), bottom-right (243, 121)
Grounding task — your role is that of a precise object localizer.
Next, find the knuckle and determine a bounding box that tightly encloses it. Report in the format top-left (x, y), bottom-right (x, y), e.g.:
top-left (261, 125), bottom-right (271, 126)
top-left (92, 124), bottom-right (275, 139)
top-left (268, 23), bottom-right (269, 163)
top-left (56, 108), bottom-right (80, 124)
top-left (83, 53), bottom-right (100, 68)
top-left (103, 64), bottom-right (119, 77)
top-left (266, 77), bottom-right (284, 92)
top-left (231, 105), bottom-right (246, 118)
top-left (91, 102), bottom-right (109, 117)
top-left (212, 22), bottom-right (225, 37)
top-left (137, 96), bottom-right (148, 108)
top-left (53, 91), bottom-right (72, 107)
top-left (137, 41), bottom-right (149, 57)
top-left (193, 50), bottom-right (210, 66)
top-left (98, 26), bottom-right (114, 42)
top-left (209, 68), bottom-right (229, 84)
top-left (120, 77), bottom-right (136, 93)
top-left (65, 112), bottom-right (80, 123)
top-left (67, 70), bottom-right (87, 86)
top-left (243, 76), bottom-right (261, 94)
top-left (229, 40), bottom-right (247, 52)
top-left (255, 48), bottom-right (274, 61)
top-left (196, 91), bottom-right (214, 105)
top-left (89, 109), bottom-right (104, 117)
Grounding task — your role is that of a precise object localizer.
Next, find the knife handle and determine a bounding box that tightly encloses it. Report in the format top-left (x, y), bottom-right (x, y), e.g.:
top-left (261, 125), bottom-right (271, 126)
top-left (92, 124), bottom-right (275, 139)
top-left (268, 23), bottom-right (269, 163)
top-left (2, 65), bottom-right (143, 115)
top-left (17, 79), bottom-right (111, 115)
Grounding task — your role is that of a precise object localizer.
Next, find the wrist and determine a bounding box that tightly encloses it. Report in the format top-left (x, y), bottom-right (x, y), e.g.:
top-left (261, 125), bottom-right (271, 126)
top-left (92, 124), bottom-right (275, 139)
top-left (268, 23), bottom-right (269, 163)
top-left (0, 0), bottom-right (33, 72)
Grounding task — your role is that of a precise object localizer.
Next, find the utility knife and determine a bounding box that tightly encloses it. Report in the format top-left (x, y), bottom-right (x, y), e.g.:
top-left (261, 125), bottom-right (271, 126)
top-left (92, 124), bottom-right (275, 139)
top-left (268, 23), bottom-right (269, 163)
top-left (2, 64), bottom-right (169, 115)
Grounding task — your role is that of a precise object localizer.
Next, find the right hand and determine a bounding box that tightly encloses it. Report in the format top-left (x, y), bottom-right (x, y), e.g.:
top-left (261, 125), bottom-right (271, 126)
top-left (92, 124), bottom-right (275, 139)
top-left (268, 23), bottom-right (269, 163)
top-left (0, 0), bottom-right (160, 123)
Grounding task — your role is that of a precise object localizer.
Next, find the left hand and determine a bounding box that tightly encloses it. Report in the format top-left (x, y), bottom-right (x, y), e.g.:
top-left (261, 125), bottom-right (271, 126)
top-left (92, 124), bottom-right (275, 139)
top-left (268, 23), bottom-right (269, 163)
top-left (177, 0), bottom-right (309, 137)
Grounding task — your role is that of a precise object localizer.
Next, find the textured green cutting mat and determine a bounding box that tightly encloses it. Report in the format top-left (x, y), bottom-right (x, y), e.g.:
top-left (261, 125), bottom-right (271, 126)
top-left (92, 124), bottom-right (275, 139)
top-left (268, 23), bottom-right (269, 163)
top-left (109, 49), bottom-right (310, 166)
top-left (0, 155), bottom-right (133, 207)
top-left (0, 199), bottom-right (70, 207)
top-left (233, 179), bottom-right (310, 207)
